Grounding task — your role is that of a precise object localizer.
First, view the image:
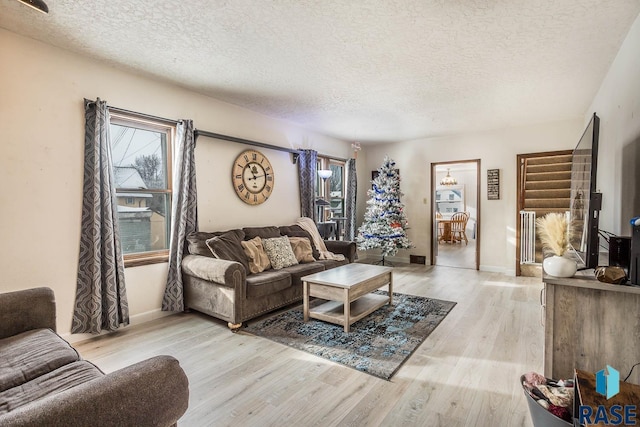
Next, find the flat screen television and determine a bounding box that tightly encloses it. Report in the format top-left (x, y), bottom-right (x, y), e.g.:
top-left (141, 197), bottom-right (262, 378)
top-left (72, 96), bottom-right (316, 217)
top-left (569, 112), bottom-right (602, 269)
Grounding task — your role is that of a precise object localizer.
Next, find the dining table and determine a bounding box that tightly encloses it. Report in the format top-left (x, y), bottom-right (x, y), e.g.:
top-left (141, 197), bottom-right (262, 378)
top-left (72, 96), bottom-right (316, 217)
top-left (437, 217), bottom-right (459, 243)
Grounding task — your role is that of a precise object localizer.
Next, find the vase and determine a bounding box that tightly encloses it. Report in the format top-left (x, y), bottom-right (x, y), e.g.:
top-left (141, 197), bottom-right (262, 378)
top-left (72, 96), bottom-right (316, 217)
top-left (543, 255), bottom-right (577, 278)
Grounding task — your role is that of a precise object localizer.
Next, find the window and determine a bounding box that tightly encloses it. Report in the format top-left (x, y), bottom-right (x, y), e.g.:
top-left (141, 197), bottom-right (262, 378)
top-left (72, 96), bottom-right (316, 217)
top-left (109, 111), bottom-right (174, 267)
top-left (316, 157), bottom-right (345, 220)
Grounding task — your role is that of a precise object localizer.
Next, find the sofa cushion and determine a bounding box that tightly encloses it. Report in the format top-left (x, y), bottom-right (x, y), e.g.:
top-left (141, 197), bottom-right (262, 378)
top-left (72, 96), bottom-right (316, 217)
top-left (282, 262), bottom-right (326, 287)
top-left (206, 231), bottom-right (250, 273)
top-left (187, 229), bottom-right (244, 257)
top-left (279, 225), bottom-right (321, 260)
top-left (263, 236), bottom-right (299, 270)
top-left (0, 360), bottom-right (104, 415)
top-left (245, 270), bottom-right (292, 298)
top-left (288, 237), bottom-right (315, 263)
top-left (240, 236), bottom-right (271, 274)
top-left (315, 258), bottom-right (350, 270)
top-left (243, 226), bottom-right (281, 240)
top-left (0, 329), bottom-right (80, 393)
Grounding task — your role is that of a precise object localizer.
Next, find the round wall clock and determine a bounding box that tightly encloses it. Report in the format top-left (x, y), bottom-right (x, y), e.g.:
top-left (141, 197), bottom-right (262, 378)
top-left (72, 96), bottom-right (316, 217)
top-left (232, 149), bottom-right (274, 205)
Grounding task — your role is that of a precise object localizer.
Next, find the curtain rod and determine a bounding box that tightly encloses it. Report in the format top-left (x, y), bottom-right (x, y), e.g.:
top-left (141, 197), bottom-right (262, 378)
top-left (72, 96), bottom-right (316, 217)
top-left (87, 100), bottom-right (347, 161)
top-left (90, 102), bottom-right (347, 162)
top-left (194, 129), bottom-right (299, 155)
top-left (194, 129), bottom-right (348, 163)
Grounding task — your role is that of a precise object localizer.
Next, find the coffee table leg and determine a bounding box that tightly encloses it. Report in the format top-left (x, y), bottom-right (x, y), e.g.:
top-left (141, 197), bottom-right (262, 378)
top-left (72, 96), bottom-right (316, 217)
top-left (388, 273), bottom-right (393, 305)
top-left (344, 288), bottom-right (350, 333)
top-left (303, 281), bottom-right (309, 322)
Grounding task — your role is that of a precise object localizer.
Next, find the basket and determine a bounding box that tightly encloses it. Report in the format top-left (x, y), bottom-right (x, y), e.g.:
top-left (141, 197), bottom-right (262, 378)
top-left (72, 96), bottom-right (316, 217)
top-left (521, 375), bottom-right (572, 427)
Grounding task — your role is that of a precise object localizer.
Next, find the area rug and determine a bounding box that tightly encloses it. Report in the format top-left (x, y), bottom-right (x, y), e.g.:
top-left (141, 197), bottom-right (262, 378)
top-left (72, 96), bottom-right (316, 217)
top-left (243, 291), bottom-right (456, 380)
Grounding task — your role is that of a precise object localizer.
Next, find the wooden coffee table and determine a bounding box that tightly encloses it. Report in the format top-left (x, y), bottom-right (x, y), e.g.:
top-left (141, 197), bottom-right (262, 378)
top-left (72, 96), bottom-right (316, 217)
top-left (301, 263), bottom-right (393, 332)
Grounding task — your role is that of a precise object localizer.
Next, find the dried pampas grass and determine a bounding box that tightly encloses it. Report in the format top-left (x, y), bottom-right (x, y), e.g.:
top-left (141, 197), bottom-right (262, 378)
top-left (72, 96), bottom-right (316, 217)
top-left (536, 213), bottom-right (571, 256)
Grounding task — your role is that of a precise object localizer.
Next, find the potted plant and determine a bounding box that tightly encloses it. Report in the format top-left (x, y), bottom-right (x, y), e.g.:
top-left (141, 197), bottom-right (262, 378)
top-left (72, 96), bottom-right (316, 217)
top-left (536, 212), bottom-right (577, 277)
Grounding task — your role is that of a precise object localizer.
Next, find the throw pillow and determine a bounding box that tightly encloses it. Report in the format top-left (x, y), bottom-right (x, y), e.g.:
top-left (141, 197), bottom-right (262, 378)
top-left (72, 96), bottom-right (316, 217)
top-left (288, 237), bottom-right (315, 263)
top-left (187, 229), bottom-right (244, 257)
top-left (262, 236), bottom-right (299, 270)
top-left (186, 231), bottom-right (219, 257)
top-left (240, 236), bottom-right (271, 274)
top-left (205, 231), bottom-right (250, 273)
top-left (279, 226), bottom-right (321, 260)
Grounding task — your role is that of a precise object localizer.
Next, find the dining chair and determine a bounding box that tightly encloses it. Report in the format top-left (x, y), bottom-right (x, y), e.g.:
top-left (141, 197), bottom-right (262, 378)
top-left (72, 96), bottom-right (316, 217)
top-left (450, 212), bottom-right (469, 245)
top-left (436, 212), bottom-right (445, 242)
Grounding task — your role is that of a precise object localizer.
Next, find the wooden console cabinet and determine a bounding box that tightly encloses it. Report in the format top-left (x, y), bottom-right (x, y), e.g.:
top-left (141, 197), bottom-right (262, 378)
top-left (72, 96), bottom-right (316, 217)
top-left (542, 273), bottom-right (640, 384)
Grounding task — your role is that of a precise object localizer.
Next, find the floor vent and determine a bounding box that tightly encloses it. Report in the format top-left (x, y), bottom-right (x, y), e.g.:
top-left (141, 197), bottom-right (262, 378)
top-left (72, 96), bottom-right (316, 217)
top-left (410, 255), bottom-right (426, 265)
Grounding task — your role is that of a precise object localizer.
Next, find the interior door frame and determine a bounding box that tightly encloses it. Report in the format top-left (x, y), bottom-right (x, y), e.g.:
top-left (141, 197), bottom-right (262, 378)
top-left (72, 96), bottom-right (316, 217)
top-left (430, 159), bottom-right (481, 270)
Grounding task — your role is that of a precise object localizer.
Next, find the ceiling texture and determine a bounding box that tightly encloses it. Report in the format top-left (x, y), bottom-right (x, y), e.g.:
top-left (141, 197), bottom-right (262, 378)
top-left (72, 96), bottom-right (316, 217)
top-left (2, 0), bottom-right (640, 144)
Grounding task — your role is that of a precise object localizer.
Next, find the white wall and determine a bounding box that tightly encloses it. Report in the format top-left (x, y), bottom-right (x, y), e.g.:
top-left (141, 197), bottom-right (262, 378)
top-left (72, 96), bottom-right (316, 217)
top-left (586, 13), bottom-right (640, 236)
top-left (362, 120), bottom-right (583, 273)
top-left (0, 28), bottom-right (352, 339)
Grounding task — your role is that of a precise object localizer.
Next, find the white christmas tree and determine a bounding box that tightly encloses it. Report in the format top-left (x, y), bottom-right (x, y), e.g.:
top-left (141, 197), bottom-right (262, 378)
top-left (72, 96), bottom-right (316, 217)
top-left (356, 156), bottom-right (412, 260)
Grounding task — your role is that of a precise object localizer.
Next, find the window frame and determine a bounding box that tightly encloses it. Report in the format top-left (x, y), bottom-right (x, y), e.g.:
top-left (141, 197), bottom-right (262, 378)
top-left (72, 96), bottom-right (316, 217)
top-left (109, 110), bottom-right (175, 268)
top-left (316, 156), bottom-right (346, 219)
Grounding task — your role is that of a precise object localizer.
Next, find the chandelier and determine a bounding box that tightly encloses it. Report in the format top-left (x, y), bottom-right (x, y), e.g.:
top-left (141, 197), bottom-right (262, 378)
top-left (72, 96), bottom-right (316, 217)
top-left (440, 168), bottom-right (457, 186)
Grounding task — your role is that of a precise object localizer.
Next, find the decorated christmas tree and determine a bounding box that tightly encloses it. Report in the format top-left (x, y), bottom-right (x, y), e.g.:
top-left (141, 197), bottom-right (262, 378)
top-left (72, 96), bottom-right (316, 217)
top-left (356, 156), bottom-right (412, 262)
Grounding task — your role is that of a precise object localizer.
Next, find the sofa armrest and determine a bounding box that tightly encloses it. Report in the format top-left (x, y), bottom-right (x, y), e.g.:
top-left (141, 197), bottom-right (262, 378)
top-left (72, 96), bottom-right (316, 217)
top-left (0, 287), bottom-right (56, 339)
top-left (0, 355), bottom-right (189, 427)
top-left (181, 254), bottom-right (246, 287)
top-left (324, 240), bottom-right (357, 263)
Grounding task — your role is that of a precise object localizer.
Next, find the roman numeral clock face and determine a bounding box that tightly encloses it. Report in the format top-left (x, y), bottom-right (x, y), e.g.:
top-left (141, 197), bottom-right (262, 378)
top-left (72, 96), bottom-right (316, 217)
top-left (232, 149), bottom-right (274, 205)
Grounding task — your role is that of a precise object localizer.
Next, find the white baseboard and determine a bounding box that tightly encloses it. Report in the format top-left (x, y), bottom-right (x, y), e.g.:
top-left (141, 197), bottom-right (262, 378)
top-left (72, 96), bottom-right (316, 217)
top-left (62, 308), bottom-right (174, 344)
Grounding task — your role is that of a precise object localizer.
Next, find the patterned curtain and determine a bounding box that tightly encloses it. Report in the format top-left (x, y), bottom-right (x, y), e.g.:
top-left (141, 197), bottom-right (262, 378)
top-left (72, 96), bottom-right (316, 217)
top-left (297, 149), bottom-right (318, 220)
top-left (162, 120), bottom-right (197, 312)
top-left (72, 98), bottom-right (129, 334)
top-left (344, 158), bottom-right (358, 241)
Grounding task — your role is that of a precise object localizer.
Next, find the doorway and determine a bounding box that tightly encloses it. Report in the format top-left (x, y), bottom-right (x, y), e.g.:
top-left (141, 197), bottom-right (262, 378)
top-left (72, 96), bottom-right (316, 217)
top-left (431, 160), bottom-right (480, 270)
top-left (516, 150), bottom-right (573, 276)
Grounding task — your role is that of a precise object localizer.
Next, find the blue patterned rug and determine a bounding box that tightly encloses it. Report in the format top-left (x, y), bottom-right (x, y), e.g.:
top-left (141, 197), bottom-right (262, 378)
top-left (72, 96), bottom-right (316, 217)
top-left (243, 291), bottom-right (456, 380)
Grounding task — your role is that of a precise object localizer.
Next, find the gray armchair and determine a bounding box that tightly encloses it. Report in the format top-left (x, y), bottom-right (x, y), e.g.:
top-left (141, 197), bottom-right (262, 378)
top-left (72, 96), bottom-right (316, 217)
top-left (0, 288), bottom-right (189, 427)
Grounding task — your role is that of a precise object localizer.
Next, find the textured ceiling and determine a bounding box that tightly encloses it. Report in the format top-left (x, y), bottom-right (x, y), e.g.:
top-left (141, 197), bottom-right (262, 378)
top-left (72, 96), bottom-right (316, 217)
top-left (2, 1), bottom-right (639, 143)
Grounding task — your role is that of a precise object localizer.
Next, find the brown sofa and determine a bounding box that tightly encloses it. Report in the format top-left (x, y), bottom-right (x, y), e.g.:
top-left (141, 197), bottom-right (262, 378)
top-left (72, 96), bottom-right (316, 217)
top-left (181, 225), bottom-right (356, 330)
top-left (0, 287), bottom-right (189, 427)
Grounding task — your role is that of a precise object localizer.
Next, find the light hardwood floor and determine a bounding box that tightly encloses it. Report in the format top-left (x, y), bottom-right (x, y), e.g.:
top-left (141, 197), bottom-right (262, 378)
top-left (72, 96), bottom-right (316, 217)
top-left (75, 264), bottom-right (544, 427)
top-left (436, 238), bottom-right (477, 269)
